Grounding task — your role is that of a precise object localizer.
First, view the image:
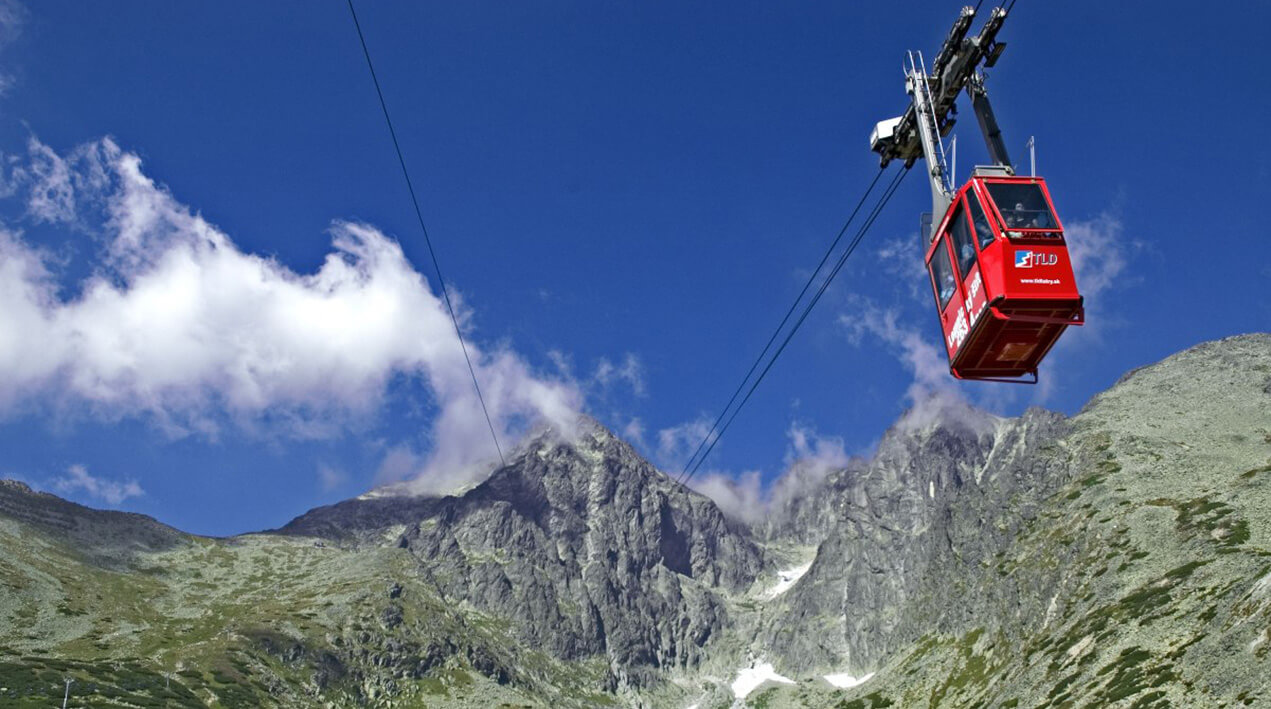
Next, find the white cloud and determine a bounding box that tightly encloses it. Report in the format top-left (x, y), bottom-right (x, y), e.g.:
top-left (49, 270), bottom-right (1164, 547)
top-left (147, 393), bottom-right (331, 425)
top-left (1065, 213), bottom-right (1129, 303)
top-left (373, 444), bottom-right (424, 486)
top-left (874, 236), bottom-right (929, 302)
top-left (656, 416), bottom-right (714, 471)
top-left (839, 299), bottom-right (972, 428)
top-left (0, 0), bottom-right (23, 97)
top-left (6, 136), bottom-right (115, 226)
top-left (685, 425), bottom-right (851, 524)
top-left (1031, 212), bottom-right (1135, 403)
top-left (0, 137), bottom-right (583, 491)
top-left (317, 463), bottom-right (346, 492)
top-left (0, 0), bottom-right (22, 45)
top-left (1048, 211), bottom-right (1136, 355)
top-left (784, 422), bottom-right (848, 472)
top-left (546, 349), bottom-right (572, 378)
top-left (592, 352), bottom-right (645, 397)
top-left (842, 295), bottom-right (1009, 435)
top-left (20, 137), bottom-right (74, 223)
top-left (621, 417), bottom-right (647, 449)
top-left (658, 416), bottom-right (765, 521)
top-left (52, 464), bottom-right (143, 505)
top-left (768, 422), bottom-right (849, 508)
top-left (688, 469), bottom-right (765, 525)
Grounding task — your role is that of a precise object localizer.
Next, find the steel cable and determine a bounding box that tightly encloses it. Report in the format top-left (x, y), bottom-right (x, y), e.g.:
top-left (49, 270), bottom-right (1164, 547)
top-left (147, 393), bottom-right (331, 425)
top-left (346, 0), bottom-right (506, 465)
top-left (677, 166), bottom-right (887, 479)
top-left (678, 166), bottom-right (909, 485)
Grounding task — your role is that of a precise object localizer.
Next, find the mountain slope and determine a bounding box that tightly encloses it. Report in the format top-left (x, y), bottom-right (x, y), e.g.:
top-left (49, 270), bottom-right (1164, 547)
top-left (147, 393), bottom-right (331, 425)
top-left (0, 420), bottom-right (763, 707)
top-left (0, 479), bottom-right (188, 565)
top-left (759, 404), bottom-right (1071, 674)
top-left (744, 333), bottom-right (1271, 708)
top-left (0, 480), bottom-right (595, 707)
top-left (0, 335), bottom-right (1268, 708)
top-left (285, 421), bottom-right (763, 689)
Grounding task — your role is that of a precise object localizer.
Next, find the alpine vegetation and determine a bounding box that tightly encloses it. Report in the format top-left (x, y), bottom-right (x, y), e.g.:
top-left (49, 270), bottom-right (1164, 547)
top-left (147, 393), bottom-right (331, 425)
top-left (0, 334), bottom-right (1268, 707)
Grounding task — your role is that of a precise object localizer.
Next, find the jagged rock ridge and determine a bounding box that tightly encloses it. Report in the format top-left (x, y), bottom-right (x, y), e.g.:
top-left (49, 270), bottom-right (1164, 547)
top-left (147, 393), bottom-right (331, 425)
top-left (0, 334), bottom-right (1268, 708)
top-left (282, 421), bottom-right (763, 689)
top-left (745, 333), bottom-right (1271, 707)
top-left (761, 404), bottom-right (1071, 673)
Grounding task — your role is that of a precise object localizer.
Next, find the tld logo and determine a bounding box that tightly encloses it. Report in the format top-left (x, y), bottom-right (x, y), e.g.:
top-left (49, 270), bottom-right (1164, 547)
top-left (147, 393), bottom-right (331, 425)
top-left (1015, 250), bottom-right (1057, 268)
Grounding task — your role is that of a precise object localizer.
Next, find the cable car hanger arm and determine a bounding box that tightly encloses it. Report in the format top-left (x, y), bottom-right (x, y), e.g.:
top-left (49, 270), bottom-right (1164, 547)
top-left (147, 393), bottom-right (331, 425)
top-left (869, 4), bottom-right (1011, 223)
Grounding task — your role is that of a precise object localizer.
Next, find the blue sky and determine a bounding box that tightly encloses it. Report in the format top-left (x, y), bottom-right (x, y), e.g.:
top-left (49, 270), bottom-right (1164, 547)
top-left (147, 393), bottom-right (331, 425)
top-left (1, 0), bottom-right (1268, 535)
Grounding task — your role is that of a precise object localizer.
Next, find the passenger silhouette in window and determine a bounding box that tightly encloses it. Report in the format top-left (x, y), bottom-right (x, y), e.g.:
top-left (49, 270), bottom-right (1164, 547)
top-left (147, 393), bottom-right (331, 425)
top-left (987, 183), bottom-right (1057, 231)
top-left (968, 193), bottom-right (994, 250)
top-left (949, 204), bottom-right (977, 280)
top-left (930, 238), bottom-right (957, 308)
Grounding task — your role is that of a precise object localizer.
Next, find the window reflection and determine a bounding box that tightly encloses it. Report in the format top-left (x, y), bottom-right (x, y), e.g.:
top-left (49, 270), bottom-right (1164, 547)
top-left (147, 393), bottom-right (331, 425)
top-left (986, 182), bottom-right (1057, 230)
top-left (930, 238), bottom-right (956, 308)
top-left (967, 192), bottom-right (994, 250)
top-left (949, 204), bottom-right (977, 280)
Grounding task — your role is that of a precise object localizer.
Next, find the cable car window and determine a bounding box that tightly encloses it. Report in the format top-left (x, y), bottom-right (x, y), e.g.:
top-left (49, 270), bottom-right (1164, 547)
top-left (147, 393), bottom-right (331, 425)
top-left (948, 203), bottom-right (977, 279)
top-left (986, 182), bottom-right (1057, 230)
top-left (967, 191), bottom-right (994, 250)
top-left (930, 238), bottom-right (956, 308)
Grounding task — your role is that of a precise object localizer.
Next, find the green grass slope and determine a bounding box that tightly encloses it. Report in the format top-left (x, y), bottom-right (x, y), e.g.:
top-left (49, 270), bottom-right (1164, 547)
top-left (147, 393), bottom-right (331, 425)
top-left (3, 335), bottom-right (1268, 708)
top-left (0, 492), bottom-right (610, 708)
top-left (745, 334), bottom-right (1271, 708)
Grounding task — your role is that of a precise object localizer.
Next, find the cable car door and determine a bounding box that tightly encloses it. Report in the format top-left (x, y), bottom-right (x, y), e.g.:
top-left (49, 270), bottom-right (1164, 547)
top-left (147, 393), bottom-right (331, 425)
top-left (947, 200), bottom-right (988, 334)
top-left (929, 232), bottom-right (968, 362)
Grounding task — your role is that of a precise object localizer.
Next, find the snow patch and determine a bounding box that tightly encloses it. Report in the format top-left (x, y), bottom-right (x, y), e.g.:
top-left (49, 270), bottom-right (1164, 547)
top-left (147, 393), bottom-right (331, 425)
top-left (731, 661), bottom-right (794, 699)
top-left (764, 562), bottom-right (813, 599)
top-left (824, 671), bottom-right (874, 689)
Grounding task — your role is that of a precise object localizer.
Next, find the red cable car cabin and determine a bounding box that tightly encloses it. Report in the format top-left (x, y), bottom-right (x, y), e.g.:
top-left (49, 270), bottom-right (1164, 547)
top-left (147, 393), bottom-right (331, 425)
top-left (925, 172), bottom-right (1083, 382)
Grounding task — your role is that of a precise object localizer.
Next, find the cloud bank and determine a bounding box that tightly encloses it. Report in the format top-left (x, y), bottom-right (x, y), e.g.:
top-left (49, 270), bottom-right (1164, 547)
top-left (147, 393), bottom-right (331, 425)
top-left (684, 423), bottom-right (850, 524)
top-left (52, 464), bottom-right (143, 506)
top-left (839, 299), bottom-right (977, 430)
top-left (0, 137), bottom-right (581, 492)
top-left (1065, 213), bottom-right (1129, 306)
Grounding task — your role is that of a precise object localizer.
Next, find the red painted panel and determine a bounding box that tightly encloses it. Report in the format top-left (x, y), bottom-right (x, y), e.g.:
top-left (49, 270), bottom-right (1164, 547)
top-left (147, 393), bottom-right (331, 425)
top-left (924, 175), bottom-right (1085, 382)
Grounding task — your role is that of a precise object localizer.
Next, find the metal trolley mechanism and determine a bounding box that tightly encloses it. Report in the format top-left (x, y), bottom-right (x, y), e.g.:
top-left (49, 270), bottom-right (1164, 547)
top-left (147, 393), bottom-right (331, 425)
top-left (870, 5), bottom-right (1084, 383)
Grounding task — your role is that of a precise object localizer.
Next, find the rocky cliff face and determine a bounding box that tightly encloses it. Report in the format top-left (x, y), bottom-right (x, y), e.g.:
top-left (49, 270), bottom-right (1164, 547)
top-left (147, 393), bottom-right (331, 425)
top-left (744, 333), bottom-right (1271, 708)
top-left (760, 404), bottom-right (1071, 673)
top-left (0, 335), bottom-right (1268, 708)
top-left (283, 420), bottom-right (764, 689)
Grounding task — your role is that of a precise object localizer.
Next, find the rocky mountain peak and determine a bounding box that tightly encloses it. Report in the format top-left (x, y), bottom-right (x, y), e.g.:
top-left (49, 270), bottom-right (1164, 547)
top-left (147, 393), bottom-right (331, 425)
top-left (0, 478), bottom-right (34, 494)
top-left (758, 397), bottom-right (1071, 674)
top-left (0, 476), bottom-right (188, 566)
top-left (280, 415), bottom-right (763, 687)
top-left (2, 335), bottom-right (1269, 707)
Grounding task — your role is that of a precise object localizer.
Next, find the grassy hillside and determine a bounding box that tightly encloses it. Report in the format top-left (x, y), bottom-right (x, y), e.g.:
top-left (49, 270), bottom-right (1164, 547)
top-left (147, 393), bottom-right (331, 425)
top-left (2, 335), bottom-right (1268, 708)
top-left (743, 335), bottom-right (1271, 708)
top-left (0, 508), bottom-right (609, 708)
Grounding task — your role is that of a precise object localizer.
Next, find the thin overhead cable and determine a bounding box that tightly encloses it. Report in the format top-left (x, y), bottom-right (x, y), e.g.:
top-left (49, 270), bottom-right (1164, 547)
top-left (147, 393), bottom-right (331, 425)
top-left (679, 166), bottom-right (908, 484)
top-left (346, 0), bottom-right (506, 466)
top-left (678, 166), bottom-right (909, 485)
top-left (677, 166), bottom-right (887, 479)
